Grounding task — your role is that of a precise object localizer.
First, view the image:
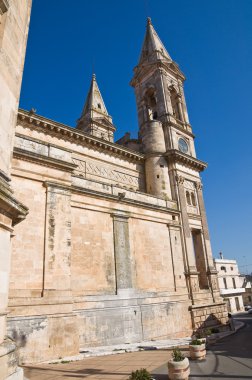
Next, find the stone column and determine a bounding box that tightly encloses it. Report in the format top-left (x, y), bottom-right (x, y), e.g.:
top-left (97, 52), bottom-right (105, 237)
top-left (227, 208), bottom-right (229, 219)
top-left (112, 213), bottom-right (134, 296)
top-left (176, 176), bottom-right (200, 297)
top-left (43, 183), bottom-right (72, 296)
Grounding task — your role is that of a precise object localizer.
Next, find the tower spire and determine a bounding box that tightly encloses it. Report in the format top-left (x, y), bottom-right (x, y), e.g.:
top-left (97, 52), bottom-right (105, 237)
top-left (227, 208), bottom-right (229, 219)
top-left (138, 17), bottom-right (172, 65)
top-left (79, 73), bottom-right (109, 119)
top-left (77, 74), bottom-right (116, 142)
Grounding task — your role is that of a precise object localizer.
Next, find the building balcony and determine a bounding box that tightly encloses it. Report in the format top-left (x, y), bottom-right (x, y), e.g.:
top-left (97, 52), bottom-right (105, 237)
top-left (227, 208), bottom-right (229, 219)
top-left (220, 288), bottom-right (245, 295)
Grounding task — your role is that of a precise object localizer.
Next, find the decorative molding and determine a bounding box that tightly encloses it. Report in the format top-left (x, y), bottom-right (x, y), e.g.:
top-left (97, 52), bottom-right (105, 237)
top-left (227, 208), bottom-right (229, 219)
top-left (13, 147), bottom-right (77, 173)
top-left (17, 109), bottom-right (144, 164)
top-left (166, 149), bottom-right (207, 172)
top-left (72, 158), bottom-right (140, 189)
top-left (72, 177), bottom-right (178, 212)
top-left (196, 182), bottom-right (203, 190)
top-left (0, 177), bottom-right (28, 226)
top-left (175, 175), bottom-right (184, 184)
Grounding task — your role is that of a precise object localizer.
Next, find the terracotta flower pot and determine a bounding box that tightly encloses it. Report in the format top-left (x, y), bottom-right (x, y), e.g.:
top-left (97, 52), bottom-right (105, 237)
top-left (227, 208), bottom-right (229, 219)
top-left (168, 357), bottom-right (190, 380)
top-left (189, 343), bottom-right (206, 360)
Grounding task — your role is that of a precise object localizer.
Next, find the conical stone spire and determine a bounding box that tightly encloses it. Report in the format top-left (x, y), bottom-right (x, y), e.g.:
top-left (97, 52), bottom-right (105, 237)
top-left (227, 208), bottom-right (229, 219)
top-left (138, 17), bottom-right (172, 65)
top-left (77, 74), bottom-right (115, 142)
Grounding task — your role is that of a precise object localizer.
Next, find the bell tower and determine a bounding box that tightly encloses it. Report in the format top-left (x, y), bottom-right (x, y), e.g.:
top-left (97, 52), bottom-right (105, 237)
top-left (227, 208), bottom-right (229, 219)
top-left (131, 18), bottom-right (223, 308)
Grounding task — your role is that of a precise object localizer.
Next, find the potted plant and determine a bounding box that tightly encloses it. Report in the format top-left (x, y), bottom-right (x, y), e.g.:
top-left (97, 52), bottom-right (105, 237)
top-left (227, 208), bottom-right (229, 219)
top-left (128, 368), bottom-right (153, 380)
top-left (189, 339), bottom-right (206, 360)
top-left (204, 327), bottom-right (219, 345)
top-left (168, 348), bottom-right (190, 380)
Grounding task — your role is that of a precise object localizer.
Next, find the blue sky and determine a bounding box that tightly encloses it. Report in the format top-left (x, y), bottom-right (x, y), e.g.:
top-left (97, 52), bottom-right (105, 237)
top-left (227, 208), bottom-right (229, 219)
top-left (20, 0), bottom-right (252, 273)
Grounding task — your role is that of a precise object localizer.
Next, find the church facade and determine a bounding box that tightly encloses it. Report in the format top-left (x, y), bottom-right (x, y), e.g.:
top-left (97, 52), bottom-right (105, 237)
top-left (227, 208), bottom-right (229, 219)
top-left (4, 14), bottom-right (229, 365)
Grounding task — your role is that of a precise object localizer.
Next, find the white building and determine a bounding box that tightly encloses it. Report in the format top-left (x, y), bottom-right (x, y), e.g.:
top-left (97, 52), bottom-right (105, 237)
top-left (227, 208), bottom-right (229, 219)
top-left (240, 276), bottom-right (252, 306)
top-left (214, 255), bottom-right (245, 313)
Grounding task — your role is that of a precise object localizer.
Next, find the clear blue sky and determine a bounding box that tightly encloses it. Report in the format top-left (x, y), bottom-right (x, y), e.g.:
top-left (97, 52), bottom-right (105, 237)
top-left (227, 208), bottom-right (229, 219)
top-left (20, 0), bottom-right (252, 273)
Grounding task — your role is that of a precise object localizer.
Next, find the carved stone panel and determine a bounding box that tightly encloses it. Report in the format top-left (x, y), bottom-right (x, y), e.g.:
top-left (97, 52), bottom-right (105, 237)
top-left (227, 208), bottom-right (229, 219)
top-left (72, 158), bottom-right (141, 189)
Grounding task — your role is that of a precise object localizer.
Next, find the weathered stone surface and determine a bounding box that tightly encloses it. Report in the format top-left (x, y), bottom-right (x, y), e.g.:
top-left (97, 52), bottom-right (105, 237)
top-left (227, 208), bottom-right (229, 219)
top-left (0, 13), bottom-right (229, 367)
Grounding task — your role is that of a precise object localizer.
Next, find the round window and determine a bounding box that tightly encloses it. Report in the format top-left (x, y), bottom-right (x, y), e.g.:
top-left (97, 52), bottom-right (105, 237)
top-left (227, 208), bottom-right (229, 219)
top-left (178, 138), bottom-right (189, 154)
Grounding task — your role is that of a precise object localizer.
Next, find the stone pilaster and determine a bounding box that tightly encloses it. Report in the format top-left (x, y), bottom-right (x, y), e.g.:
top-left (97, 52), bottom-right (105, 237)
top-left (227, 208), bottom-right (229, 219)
top-left (112, 213), bottom-right (133, 295)
top-left (43, 183), bottom-right (72, 296)
top-left (175, 175), bottom-right (200, 300)
top-left (195, 182), bottom-right (220, 301)
top-left (195, 182), bottom-right (213, 267)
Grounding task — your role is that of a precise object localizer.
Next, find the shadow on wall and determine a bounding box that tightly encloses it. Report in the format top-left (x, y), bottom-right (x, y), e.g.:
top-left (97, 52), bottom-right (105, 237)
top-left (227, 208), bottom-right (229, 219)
top-left (8, 329), bottom-right (27, 348)
top-left (193, 313), bottom-right (231, 338)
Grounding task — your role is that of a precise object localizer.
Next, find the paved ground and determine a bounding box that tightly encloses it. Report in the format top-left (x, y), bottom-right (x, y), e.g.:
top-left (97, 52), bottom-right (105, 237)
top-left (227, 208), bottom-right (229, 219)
top-left (23, 315), bottom-right (250, 380)
top-left (23, 348), bottom-right (178, 380)
top-left (153, 313), bottom-right (252, 380)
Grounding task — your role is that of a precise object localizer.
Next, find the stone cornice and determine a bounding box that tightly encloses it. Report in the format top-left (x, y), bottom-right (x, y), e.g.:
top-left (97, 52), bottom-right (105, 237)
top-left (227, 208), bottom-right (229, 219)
top-left (17, 109), bottom-right (144, 163)
top-left (42, 179), bottom-right (179, 214)
top-left (0, 177), bottom-right (28, 226)
top-left (165, 120), bottom-right (194, 138)
top-left (131, 60), bottom-right (185, 87)
top-left (13, 147), bottom-right (77, 173)
top-left (90, 118), bottom-right (116, 132)
top-left (166, 149), bottom-right (207, 172)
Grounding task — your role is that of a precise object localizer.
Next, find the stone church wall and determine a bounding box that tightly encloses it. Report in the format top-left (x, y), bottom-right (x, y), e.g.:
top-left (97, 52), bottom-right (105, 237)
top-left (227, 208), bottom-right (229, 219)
top-left (9, 177), bottom-right (46, 296)
top-left (6, 117), bottom-right (195, 362)
top-left (71, 207), bottom-right (116, 295)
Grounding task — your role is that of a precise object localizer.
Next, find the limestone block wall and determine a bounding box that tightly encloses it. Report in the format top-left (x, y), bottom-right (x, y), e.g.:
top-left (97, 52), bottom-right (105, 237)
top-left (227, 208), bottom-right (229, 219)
top-left (7, 313), bottom-right (79, 364)
top-left (131, 218), bottom-right (175, 292)
top-left (77, 297), bottom-right (192, 348)
top-left (9, 177), bottom-right (46, 295)
top-left (190, 302), bottom-right (229, 333)
top-left (71, 207), bottom-right (115, 295)
top-left (7, 115), bottom-right (196, 363)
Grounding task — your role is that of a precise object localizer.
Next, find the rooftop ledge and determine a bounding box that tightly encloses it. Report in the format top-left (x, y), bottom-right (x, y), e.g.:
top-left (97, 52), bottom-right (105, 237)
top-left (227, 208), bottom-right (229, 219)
top-left (165, 149), bottom-right (207, 172)
top-left (220, 288), bottom-right (245, 295)
top-left (17, 109), bottom-right (144, 163)
top-left (72, 176), bottom-right (178, 211)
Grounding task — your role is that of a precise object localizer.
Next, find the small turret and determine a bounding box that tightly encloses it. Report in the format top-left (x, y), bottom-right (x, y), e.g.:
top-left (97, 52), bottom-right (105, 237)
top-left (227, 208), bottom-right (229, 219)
top-left (77, 74), bottom-right (116, 142)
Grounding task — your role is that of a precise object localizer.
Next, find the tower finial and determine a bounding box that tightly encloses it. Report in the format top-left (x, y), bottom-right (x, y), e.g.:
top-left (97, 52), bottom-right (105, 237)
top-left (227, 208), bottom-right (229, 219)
top-left (147, 17), bottom-right (152, 25)
top-left (92, 73), bottom-right (96, 80)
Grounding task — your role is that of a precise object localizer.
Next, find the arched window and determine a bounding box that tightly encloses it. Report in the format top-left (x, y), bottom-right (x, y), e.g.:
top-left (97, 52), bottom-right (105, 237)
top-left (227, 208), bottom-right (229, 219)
top-left (145, 88), bottom-right (158, 121)
top-left (191, 192), bottom-right (197, 206)
top-left (186, 191), bottom-right (191, 205)
top-left (221, 266), bottom-right (226, 272)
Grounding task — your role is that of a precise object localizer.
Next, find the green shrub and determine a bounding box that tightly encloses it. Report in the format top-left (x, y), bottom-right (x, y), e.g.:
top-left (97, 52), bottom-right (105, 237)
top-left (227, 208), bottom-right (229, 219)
top-left (205, 328), bottom-right (212, 336)
top-left (128, 368), bottom-right (152, 380)
top-left (172, 348), bottom-right (185, 362)
top-left (190, 339), bottom-right (205, 345)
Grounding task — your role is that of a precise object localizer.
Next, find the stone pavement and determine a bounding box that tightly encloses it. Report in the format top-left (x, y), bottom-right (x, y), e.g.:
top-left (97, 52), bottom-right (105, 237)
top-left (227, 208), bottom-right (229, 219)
top-left (23, 348), bottom-right (178, 380)
top-left (23, 320), bottom-right (243, 380)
